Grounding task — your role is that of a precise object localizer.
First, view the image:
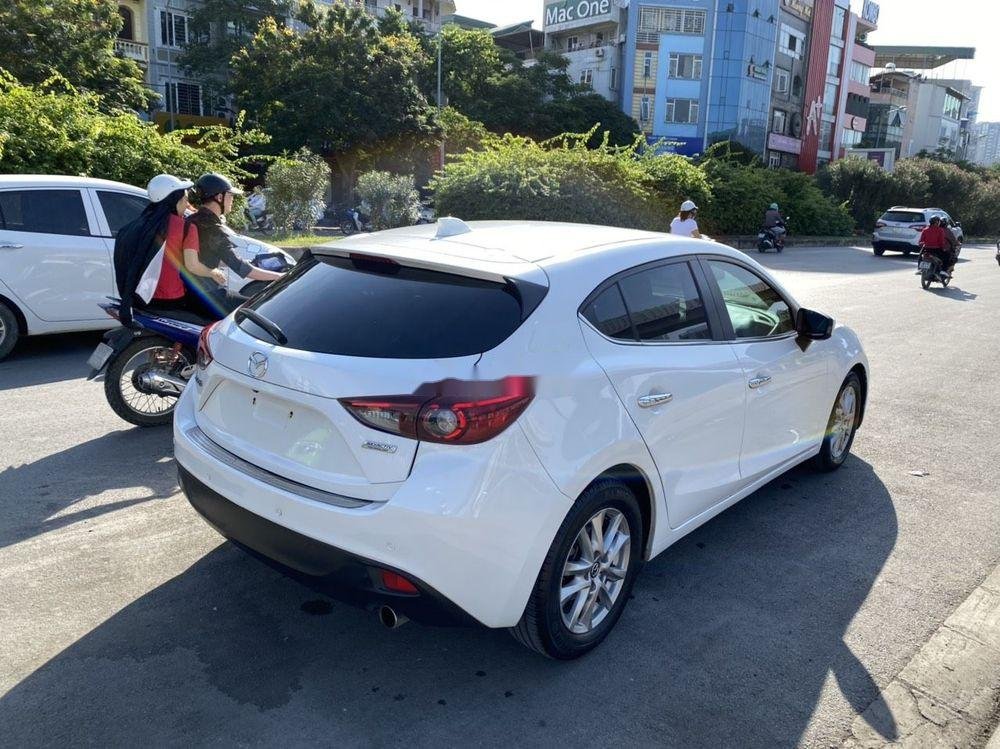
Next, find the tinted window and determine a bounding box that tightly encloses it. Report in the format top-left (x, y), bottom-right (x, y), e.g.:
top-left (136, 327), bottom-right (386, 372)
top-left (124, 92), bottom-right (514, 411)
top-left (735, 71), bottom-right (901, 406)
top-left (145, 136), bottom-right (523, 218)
top-left (618, 262), bottom-right (711, 342)
top-left (240, 255), bottom-right (545, 359)
top-left (582, 285), bottom-right (633, 340)
top-left (881, 211), bottom-right (924, 223)
top-left (707, 261), bottom-right (794, 339)
top-left (0, 190), bottom-right (90, 236)
top-left (98, 191), bottom-right (148, 236)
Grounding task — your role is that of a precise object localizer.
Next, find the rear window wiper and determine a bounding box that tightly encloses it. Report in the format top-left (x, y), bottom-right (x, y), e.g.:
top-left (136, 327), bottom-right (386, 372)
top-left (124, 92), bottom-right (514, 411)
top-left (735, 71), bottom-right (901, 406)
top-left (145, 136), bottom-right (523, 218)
top-left (235, 308), bottom-right (288, 346)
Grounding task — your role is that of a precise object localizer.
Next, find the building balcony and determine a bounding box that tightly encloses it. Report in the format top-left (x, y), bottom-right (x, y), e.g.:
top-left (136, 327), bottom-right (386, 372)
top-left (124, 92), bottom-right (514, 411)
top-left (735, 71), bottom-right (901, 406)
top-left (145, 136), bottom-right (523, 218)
top-left (115, 39), bottom-right (149, 64)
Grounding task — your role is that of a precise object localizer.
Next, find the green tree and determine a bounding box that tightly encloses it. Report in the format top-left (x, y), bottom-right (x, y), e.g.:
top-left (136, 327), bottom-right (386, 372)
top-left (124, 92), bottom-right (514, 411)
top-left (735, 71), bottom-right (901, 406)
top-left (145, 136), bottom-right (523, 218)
top-left (0, 0), bottom-right (154, 112)
top-left (355, 171), bottom-right (421, 230)
top-left (0, 72), bottom-right (266, 187)
top-left (180, 0), bottom-right (291, 108)
top-left (232, 4), bottom-right (434, 195)
top-left (265, 148), bottom-right (331, 231)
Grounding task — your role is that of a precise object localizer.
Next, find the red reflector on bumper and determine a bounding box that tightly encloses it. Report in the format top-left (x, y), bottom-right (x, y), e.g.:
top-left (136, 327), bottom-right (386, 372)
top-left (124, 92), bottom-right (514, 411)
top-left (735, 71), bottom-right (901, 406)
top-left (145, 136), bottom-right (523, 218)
top-left (380, 569), bottom-right (419, 594)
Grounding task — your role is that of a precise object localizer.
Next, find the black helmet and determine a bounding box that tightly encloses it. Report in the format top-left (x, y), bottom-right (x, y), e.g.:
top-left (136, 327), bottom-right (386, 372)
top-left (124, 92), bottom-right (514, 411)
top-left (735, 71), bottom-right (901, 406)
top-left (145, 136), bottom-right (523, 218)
top-left (194, 173), bottom-right (243, 201)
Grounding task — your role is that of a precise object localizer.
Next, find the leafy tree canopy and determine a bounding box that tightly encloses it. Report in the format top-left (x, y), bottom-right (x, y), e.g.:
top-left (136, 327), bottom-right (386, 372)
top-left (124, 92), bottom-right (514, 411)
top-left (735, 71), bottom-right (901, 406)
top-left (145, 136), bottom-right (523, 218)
top-left (0, 0), bottom-right (154, 112)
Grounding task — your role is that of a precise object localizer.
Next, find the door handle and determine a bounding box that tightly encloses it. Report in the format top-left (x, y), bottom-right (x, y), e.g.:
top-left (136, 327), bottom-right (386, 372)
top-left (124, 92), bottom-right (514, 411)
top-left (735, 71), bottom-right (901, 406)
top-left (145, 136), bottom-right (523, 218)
top-left (638, 393), bottom-right (673, 408)
top-left (748, 375), bottom-right (772, 389)
top-left (0, 243), bottom-right (24, 249)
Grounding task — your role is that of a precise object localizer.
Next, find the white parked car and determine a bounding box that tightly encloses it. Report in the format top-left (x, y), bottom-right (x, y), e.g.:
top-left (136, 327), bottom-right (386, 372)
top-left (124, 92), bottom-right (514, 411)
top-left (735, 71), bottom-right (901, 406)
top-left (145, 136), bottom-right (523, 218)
top-left (175, 219), bottom-right (869, 659)
top-left (0, 175), bottom-right (286, 360)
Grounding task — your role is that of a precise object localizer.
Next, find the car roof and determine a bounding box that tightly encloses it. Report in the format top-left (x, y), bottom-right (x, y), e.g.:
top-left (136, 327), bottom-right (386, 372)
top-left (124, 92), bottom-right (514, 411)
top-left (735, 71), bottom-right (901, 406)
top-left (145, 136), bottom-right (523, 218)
top-left (319, 220), bottom-right (740, 281)
top-left (885, 206), bottom-right (947, 214)
top-left (0, 174), bottom-right (145, 193)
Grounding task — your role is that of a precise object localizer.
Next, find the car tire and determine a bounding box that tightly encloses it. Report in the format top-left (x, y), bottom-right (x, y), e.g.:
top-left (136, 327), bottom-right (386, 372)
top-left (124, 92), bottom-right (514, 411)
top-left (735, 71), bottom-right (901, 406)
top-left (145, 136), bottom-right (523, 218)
top-left (509, 478), bottom-right (644, 659)
top-left (813, 372), bottom-right (863, 472)
top-left (873, 245), bottom-right (885, 256)
top-left (0, 302), bottom-right (19, 361)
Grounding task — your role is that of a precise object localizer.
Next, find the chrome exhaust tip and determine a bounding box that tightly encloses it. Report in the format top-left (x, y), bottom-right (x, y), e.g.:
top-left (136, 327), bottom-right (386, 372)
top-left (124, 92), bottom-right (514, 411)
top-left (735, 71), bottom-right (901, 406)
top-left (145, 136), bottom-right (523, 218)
top-left (378, 605), bottom-right (408, 629)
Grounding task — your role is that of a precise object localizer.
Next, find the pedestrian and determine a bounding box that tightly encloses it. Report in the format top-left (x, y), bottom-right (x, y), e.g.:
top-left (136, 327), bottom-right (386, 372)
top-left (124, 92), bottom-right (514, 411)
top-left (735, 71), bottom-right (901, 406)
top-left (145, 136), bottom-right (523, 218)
top-left (670, 200), bottom-right (702, 238)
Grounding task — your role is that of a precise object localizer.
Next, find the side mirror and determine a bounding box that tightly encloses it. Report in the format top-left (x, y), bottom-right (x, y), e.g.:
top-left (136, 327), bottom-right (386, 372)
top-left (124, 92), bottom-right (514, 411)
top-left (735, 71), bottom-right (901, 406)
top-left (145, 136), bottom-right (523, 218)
top-left (796, 308), bottom-right (834, 340)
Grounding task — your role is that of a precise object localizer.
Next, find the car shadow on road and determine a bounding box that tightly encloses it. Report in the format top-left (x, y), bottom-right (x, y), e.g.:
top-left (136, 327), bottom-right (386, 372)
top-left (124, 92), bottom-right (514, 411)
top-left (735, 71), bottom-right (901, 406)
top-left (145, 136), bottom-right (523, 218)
top-left (0, 331), bottom-right (105, 391)
top-left (0, 428), bottom-right (176, 549)
top-left (0, 457), bottom-right (897, 747)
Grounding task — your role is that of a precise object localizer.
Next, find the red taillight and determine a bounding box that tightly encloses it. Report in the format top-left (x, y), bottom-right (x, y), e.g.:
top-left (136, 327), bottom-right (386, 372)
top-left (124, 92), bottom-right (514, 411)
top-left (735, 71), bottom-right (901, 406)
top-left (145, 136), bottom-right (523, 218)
top-left (380, 570), bottom-right (418, 595)
top-left (197, 321), bottom-right (218, 370)
top-left (340, 377), bottom-right (535, 446)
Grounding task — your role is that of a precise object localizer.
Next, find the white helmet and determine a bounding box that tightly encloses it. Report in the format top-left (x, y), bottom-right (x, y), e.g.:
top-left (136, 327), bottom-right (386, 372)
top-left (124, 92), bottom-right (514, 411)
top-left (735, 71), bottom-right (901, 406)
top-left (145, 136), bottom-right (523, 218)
top-left (146, 174), bottom-right (194, 204)
top-left (680, 200), bottom-right (698, 212)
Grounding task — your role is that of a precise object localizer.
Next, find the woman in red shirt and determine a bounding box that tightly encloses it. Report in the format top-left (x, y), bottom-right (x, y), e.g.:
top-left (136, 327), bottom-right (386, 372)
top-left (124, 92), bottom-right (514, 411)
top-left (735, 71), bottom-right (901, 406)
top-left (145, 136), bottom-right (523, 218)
top-left (114, 174), bottom-right (197, 322)
top-left (918, 217), bottom-right (951, 274)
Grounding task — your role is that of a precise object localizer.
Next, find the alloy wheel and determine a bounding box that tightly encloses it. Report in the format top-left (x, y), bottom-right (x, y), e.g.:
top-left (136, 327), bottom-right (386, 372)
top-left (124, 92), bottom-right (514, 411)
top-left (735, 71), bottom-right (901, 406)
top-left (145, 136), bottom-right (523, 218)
top-left (829, 385), bottom-right (858, 461)
top-left (559, 508), bottom-right (631, 635)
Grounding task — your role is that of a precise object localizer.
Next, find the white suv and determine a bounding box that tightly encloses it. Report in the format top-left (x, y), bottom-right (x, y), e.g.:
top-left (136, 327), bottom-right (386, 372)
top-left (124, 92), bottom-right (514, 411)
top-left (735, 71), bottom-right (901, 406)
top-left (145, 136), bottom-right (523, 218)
top-left (0, 175), bottom-right (285, 360)
top-left (872, 206), bottom-right (964, 256)
top-left (175, 220), bottom-right (869, 659)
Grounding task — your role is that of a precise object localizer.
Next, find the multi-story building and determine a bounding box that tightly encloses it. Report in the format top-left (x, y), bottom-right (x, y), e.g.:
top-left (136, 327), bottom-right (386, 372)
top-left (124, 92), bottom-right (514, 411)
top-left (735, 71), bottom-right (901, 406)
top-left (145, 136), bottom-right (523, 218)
top-left (543, 0), bottom-right (629, 106)
top-left (971, 122), bottom-right (1000, 166)
top-left (865, 71), bottom-right (970, 158)
top-left (320, 0), bottom-right (455, 31)
top-left (831, 0), bottom-right (876, 159)
top-left (765, 0), bottom-right (815, 168)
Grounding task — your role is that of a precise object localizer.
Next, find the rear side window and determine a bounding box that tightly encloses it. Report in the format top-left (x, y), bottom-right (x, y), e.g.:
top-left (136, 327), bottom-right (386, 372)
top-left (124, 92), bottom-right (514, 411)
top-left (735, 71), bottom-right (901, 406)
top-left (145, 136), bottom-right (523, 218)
top-left (617, 262), bottom-right (712, 342)
top-left (239, 255), bottom-right (546, 359)
top-left (0, 190), bottom-right (90, 236)
top-left (97, 191), bottom-right (148, 236)
top-left (881, 211), bottom-right (924, 223)
top-left (581, 286), bottom-right (633, 340)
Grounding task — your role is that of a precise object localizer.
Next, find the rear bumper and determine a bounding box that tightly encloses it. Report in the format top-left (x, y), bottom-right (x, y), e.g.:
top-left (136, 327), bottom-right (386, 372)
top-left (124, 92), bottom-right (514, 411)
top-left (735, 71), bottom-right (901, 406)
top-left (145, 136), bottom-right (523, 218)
top-left (178, 466), bottom-right (475, 626)
top-left (872, 236), bottom-right (918, 250)
top-left (172, 381), bottom-right (571, 628)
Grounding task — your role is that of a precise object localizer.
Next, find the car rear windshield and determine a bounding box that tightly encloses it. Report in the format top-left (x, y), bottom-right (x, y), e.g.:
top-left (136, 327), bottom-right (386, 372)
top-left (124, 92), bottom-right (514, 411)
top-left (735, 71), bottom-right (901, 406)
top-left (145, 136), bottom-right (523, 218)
top-left (881, 211), bottom-right (925, 223)
top-left (237, 255), bottom-right (546, 359)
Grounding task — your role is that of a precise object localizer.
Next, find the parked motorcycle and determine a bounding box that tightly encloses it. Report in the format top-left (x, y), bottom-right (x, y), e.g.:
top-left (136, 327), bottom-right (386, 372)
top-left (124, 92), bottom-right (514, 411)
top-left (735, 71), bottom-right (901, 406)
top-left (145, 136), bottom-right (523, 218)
top-left (339, 206), bottom-right (373, 236)
top-left (917, 250), bottom-right (951, 290)
top-left (88, 252), bottom-right (295, 427)
top-left (757, 218), bottom-right (789, 253)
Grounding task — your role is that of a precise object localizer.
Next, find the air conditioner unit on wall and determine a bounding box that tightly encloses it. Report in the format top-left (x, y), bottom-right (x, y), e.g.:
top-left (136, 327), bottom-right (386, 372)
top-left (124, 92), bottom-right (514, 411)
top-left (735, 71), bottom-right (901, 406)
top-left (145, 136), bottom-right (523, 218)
top-left (596, 48), bottom-right (605, 58)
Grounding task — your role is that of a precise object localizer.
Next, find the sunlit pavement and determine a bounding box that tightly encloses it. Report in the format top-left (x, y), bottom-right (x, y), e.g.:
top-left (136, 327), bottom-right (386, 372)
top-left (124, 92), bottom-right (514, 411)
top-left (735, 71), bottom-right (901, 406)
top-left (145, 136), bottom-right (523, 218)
top-left (1, 244), bottom-right (998, 747)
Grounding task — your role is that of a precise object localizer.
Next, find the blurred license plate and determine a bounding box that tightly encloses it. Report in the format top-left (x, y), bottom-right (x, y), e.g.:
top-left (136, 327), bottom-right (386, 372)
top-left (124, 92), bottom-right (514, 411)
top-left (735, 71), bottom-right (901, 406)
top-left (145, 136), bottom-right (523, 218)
top-left (87, 342), bottom-right (114, 371)
top-left (918, 262), bottom-right (931, 270)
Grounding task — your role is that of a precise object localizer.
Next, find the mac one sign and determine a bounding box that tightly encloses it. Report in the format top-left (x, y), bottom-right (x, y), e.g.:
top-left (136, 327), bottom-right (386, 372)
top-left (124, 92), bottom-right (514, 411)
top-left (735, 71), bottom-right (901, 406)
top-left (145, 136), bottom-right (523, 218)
top-left (544, 0), bottom-right (614, 32)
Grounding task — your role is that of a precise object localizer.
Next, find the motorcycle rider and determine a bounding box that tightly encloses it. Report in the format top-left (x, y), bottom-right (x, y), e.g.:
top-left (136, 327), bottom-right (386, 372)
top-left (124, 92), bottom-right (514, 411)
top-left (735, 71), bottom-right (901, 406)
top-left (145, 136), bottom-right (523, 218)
top-left (918, 216), bottom-right (950, 275)
top-left (182, 173), bottom-right (284, 318)
top-left (670, 200), bottom-right (702, 238)
top-left (764, 202), bottom-right (786, 245)
top-left (939, 218), bottom-right (959, 275)
top-left (113, 173), bottom-right (195, 325)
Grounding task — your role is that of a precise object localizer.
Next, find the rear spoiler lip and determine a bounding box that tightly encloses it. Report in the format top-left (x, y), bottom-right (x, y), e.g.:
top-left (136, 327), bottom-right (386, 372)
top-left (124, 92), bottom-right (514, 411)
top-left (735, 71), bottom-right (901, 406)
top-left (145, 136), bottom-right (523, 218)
top-left (310, 243), bottom-right (545, 286)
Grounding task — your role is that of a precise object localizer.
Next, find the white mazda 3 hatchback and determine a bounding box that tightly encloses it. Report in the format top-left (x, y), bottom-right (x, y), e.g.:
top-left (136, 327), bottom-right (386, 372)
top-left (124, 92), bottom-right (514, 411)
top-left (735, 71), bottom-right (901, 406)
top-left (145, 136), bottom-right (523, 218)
top-left (174, 219), bottom-right (868, 659)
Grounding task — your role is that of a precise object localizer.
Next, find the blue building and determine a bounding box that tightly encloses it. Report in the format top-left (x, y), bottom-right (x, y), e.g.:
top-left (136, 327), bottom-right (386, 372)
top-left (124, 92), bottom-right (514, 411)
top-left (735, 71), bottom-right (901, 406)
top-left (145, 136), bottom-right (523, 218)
top-left (573, 0), bottom-right (780, 157)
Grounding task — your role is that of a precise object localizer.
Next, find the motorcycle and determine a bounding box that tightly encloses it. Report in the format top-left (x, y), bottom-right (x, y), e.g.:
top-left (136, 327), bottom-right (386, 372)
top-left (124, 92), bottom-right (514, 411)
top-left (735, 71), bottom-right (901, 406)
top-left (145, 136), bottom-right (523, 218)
top-left (757, 219), bottom-right (789, 253)
top-left (88, 252), bottom-right (295, 427)
top-left (917, 250), bottom-right (951, 290)
top-left (243, 206), bottom-right (276, 234)
top-left (339, 206), bottom-right (373, 236)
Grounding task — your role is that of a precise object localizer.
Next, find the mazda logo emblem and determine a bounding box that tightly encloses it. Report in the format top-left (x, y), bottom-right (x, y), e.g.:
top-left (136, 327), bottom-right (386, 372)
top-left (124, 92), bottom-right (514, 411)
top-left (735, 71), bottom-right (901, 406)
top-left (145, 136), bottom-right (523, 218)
top-left (248, 352), bottom-right (268, 379)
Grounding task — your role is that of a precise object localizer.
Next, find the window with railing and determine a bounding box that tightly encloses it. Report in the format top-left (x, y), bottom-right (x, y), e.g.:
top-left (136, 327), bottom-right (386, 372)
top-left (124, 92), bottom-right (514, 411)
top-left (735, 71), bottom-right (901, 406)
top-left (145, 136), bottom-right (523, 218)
top-left (774, 67), bottom-right (790, 94)
top-left (638, 7), bottom-right (706, 41)
top-left (772, 109), bottom-right (787, 134)
top-left (160, 11), bottom-right (189, 48)
top-left (165, 82), bottom-right (203, 115)
top-left (640, 96), bottom-right (651, 122)
top-left (943, 93), bottom-right (961, 120)
top-left (643, 51), bottom-right (653, 78)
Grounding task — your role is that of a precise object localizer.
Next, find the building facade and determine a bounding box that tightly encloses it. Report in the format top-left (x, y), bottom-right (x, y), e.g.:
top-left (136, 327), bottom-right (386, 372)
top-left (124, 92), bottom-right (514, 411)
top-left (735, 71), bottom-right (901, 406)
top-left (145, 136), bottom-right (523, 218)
top-left (543, 0), bottom-right (629, 107)
top-left (865, 71), bottom-right (969, 158)
top-left (971, 122), bottom-right (1000, 166)
top-left (764, 0), bottom-right (814, 168)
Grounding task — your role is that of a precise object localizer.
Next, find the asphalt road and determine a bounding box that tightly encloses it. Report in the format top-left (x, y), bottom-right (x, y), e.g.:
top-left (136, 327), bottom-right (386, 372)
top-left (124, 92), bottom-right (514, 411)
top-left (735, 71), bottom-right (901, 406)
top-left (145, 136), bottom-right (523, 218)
top-left (1, 244), bottom-right (999, 748)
